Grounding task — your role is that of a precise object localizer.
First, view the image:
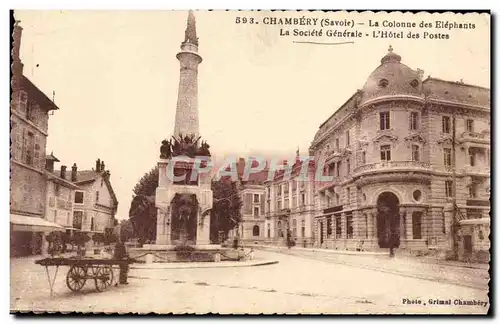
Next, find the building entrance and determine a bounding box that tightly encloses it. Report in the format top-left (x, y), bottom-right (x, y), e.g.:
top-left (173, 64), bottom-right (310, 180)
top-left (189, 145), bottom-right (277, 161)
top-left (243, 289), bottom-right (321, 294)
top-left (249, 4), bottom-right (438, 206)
top-left (376, 192), bottom-right (400, 249)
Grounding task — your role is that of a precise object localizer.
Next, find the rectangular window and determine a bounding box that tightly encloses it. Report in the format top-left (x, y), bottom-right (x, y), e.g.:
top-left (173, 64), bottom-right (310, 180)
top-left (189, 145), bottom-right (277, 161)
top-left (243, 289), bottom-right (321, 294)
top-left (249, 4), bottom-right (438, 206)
top-left (24, 132), bottom-right (35, 165)
top-left (466, 119), bottom-right (474, 133)
top-left (469, 184), bottom-right (477, 198)
top-left (335, 215), bottom-right (342, 238)
top-left (445, 181), bottom-right (453, 198)
top-left (336, 161), bottom-right (341, 177)
top-left (346, 159), bottom-right (351, 174)
top-left (253, 207), bottom-right (259, 218)
top-left (346, 215), bottom-right (353, 239)
top-left (468, 148), bottom-right (476, 166)
top-left (443, 148), bottom-right (452, 167)
top-left (442, 116), bottom-right (451, 134)
top-left (412, 212), bottom-right (423, 239)
top-left (346, 188), bottom-right (351, 204)
top-left (253, 194), bottom-right (260, 203)
top-left (335, 138), bottom-right (340, 151)
top-left (54, 184), bottom-right (60, 197)
top-left (345, 131), bottom-right (350, 147)
top-left (380, 112), bottom-right (390, 130)
top-left (361, 151), bottom-right (366, 165)
top-left (292, 180), bottom-right (297, 192)
top-left (292, 196), bottom-right (297, 208)
top-left (380, 145), bottom-right (391, 161)
top-left (410, 112), bottom-right (419, 130)
top-left (284, 183), bottom-right (289, 196)
top-left (412, 145), bottom-right (420, 162)
top-left (284, 198), bottom-right (289, 210)
top-left (66, 212), bottom-right (70, 226)
top-left (74, 191), bottom-right (84, 204)
top-left (18, 90), bottom-right (28, 114)
top-left (73, 211), bottom-right (83, 229)
top-left (95, 191), bottom-right (100, 203)
top-left (26, 100), bottom-right (35, 121)
top-left (53, 210), bottom-right (57, 223)
top-left (301, 193), bottom-right (306, 206)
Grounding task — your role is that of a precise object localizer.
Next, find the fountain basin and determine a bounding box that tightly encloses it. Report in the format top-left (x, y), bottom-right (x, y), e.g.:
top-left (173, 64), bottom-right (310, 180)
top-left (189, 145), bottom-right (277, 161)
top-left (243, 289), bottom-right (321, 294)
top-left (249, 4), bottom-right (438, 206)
top-left (129, 244), bottom-right (244, 263)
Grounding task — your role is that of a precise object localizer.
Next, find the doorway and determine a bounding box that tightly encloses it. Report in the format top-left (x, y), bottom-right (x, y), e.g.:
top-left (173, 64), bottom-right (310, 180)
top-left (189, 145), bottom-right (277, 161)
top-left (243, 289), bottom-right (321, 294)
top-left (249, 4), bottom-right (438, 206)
top-left (376, 192), bottom-right (400, 248)
top-left (319, 221), bottom-right (324, 245)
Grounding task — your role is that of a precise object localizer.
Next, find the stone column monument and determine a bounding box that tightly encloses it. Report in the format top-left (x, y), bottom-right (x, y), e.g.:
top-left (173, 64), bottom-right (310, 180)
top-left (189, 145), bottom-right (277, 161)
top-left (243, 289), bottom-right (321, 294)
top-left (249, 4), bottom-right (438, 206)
top-left (154, 11), bottom-right (213, 247)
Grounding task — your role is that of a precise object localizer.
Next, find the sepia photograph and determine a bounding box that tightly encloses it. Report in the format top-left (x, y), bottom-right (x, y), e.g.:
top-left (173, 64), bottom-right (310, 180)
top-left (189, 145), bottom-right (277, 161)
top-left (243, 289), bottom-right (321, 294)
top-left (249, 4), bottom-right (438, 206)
top-left (9, 9), bottom-right (491, 315)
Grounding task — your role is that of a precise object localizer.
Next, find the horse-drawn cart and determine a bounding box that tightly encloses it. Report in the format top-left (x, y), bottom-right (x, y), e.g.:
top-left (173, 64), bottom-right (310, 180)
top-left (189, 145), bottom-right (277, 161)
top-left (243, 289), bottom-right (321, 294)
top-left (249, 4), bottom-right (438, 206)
top-left (35, 257), bottom-right (141, 296)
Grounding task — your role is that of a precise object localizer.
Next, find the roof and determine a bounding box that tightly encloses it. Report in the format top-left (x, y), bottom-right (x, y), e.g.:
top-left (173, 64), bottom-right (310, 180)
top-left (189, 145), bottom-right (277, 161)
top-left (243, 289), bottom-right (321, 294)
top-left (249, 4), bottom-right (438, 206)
top-left (423, 77), bottom-right (490, 108)
top-left (45, 170), bottom-right (81, 189)
top-left (45, 153), bottom-right (60, 162)
top-left (236, 158), bottom-right (270, 185)
top-left (20, 75), bottom-right (59, 111)
top-left (360, 46), bottom-right (423, 105)
top-left (74, 170), bottom-right (101, 184)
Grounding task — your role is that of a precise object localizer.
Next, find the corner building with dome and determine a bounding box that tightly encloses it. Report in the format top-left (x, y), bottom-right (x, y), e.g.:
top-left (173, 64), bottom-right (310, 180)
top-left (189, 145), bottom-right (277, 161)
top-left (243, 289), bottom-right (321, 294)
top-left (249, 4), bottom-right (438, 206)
top-left (309, 47), bottom-right (490, 261)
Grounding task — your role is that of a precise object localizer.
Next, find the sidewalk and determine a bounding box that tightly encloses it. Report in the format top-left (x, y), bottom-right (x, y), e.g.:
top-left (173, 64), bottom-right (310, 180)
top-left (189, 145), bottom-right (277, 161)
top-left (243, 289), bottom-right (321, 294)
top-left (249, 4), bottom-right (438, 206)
top-left (256, 245), bottom-right (490, 290)
top-left (254, 245), bottom-right (489, 270)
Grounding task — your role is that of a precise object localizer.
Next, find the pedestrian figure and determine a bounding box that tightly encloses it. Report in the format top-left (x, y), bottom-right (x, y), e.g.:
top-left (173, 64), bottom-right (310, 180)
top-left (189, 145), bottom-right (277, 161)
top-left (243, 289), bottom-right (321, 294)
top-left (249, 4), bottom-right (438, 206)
top-left (113, 239), bottom-right (129, 285)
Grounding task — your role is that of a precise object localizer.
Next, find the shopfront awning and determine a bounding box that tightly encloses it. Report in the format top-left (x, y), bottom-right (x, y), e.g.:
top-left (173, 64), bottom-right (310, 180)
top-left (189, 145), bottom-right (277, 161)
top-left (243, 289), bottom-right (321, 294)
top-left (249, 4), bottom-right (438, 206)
top-left (11, 214), bottom-right (65, 233)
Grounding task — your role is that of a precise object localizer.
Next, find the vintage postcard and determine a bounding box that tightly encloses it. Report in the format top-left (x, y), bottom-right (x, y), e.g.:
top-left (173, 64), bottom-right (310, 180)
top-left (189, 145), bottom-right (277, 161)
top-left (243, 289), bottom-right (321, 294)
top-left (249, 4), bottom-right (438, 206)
top-left (10, 10), bottom-right (490, 315)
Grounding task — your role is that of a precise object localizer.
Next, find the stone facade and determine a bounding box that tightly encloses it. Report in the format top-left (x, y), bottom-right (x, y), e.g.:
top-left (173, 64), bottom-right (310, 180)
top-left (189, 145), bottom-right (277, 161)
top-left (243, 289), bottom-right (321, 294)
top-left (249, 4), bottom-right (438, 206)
top-left (309, 47), bottom-right (490, 258)
top-left (237, 185), bottom-right (266, 242)
top-left (10, 22), bottom-right (60, 256)
top-left (72, 160), bottom-right (119, 241)
top-left (264, 158), bottom-right (316, 247)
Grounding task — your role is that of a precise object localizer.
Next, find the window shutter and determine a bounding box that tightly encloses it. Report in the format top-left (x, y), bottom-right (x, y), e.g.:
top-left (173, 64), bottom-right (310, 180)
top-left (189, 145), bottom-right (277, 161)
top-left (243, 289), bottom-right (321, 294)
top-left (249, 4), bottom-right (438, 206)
top-left (21, 128), bottom-right (27, 163)
top-left (18, 91), bottom-right (27, 115)
top-left (244, 193), bottom-right (252, 214)
top-left (34, 134), bottom-right (42, 169)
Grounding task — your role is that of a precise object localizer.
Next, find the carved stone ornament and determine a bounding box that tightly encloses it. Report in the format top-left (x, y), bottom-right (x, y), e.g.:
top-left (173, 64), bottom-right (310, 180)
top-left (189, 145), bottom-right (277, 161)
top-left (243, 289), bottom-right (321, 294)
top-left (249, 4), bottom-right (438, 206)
top-left (404, 133), bottom-right (426, 147)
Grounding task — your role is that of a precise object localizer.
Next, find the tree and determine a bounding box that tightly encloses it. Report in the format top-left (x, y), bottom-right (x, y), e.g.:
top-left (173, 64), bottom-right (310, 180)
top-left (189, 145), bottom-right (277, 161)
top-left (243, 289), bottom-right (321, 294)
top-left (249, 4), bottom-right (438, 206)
top-left (129, 166), bottom-right (158, 246)
top-left (119, 219), bottom-right (135, 242)
top-left (73, 232), bottom-right (91, 255)
top-left (210, 178), bottom-right (242, 243)
top-left (45, 231), bottom-right (63, 256)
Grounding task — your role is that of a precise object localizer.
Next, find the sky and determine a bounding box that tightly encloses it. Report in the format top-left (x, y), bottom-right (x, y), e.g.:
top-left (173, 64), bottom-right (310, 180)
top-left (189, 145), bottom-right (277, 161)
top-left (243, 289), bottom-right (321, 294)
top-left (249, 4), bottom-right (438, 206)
top-left (14, 10), bottom-right (490, 219)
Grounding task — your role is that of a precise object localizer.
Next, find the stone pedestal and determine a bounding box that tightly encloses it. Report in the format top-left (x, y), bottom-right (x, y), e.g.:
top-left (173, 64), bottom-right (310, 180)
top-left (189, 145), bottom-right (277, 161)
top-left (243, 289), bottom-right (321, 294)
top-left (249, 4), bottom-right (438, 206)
top-left (155, 158), bottom-right (213, 246)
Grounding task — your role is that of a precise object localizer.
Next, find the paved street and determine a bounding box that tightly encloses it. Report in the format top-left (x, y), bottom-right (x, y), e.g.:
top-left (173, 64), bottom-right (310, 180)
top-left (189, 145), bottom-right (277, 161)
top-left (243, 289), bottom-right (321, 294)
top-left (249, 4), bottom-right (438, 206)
top-left (11, 250), bottom-right (489, 314)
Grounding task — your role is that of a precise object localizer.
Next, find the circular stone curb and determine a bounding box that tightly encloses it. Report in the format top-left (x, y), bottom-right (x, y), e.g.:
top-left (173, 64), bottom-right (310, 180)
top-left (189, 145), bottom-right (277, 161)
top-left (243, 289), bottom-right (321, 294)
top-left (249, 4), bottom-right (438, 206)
top-left (130, 260), bottom-right (279, 269)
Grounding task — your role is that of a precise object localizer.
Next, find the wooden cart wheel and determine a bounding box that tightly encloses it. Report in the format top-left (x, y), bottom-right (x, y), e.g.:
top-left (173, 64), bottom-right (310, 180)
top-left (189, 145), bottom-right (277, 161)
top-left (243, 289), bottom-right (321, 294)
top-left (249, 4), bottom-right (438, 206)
top-left (94, 266), bottom-right (114, 292)
top-left (66, 265), bottom-right (87, 292)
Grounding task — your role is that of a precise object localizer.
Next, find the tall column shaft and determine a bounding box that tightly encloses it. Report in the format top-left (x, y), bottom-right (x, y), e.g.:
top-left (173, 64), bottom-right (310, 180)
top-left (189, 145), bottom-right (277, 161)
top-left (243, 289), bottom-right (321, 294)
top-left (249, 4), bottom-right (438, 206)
top-left (174, 43), bottom-right (202, 138)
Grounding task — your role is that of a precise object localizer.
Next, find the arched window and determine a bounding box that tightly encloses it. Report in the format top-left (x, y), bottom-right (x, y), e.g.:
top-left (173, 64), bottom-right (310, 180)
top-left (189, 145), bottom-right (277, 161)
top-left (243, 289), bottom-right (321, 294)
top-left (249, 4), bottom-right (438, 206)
top-left (267, 224), bottom-right (271, 238)
top-left (253, 225), bottom-right (260, 237)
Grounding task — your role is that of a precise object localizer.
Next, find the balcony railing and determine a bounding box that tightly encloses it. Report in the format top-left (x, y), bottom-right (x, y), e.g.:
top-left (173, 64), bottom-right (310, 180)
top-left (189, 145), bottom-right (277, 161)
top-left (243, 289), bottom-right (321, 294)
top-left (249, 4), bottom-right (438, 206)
top-left (353, 161), bottom-right (431, 175)
top-left (460, 131), bottom-right (490, 144)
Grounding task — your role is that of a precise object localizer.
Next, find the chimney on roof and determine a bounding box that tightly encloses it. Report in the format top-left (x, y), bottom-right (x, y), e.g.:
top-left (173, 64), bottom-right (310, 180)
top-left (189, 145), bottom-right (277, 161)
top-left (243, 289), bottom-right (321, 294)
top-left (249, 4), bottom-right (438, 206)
top-left (101, 160), bottom-right (105, 172)
top-left (12, 21), bottom-right (24, 90)
top-left (96, 158), bottom-right (101, 172)
top-left (71, 163), bottom-right (77, 182)
top-left (60, 165), bottom-right (67, 179)
top-left (46, 158), bottom-right (54, 172)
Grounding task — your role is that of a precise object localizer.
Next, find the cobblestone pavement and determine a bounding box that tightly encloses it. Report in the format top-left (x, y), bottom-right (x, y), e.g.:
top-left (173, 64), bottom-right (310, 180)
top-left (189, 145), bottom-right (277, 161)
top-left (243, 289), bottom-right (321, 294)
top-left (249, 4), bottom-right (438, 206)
top-left (10, 250), bottom-right (489, 314)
